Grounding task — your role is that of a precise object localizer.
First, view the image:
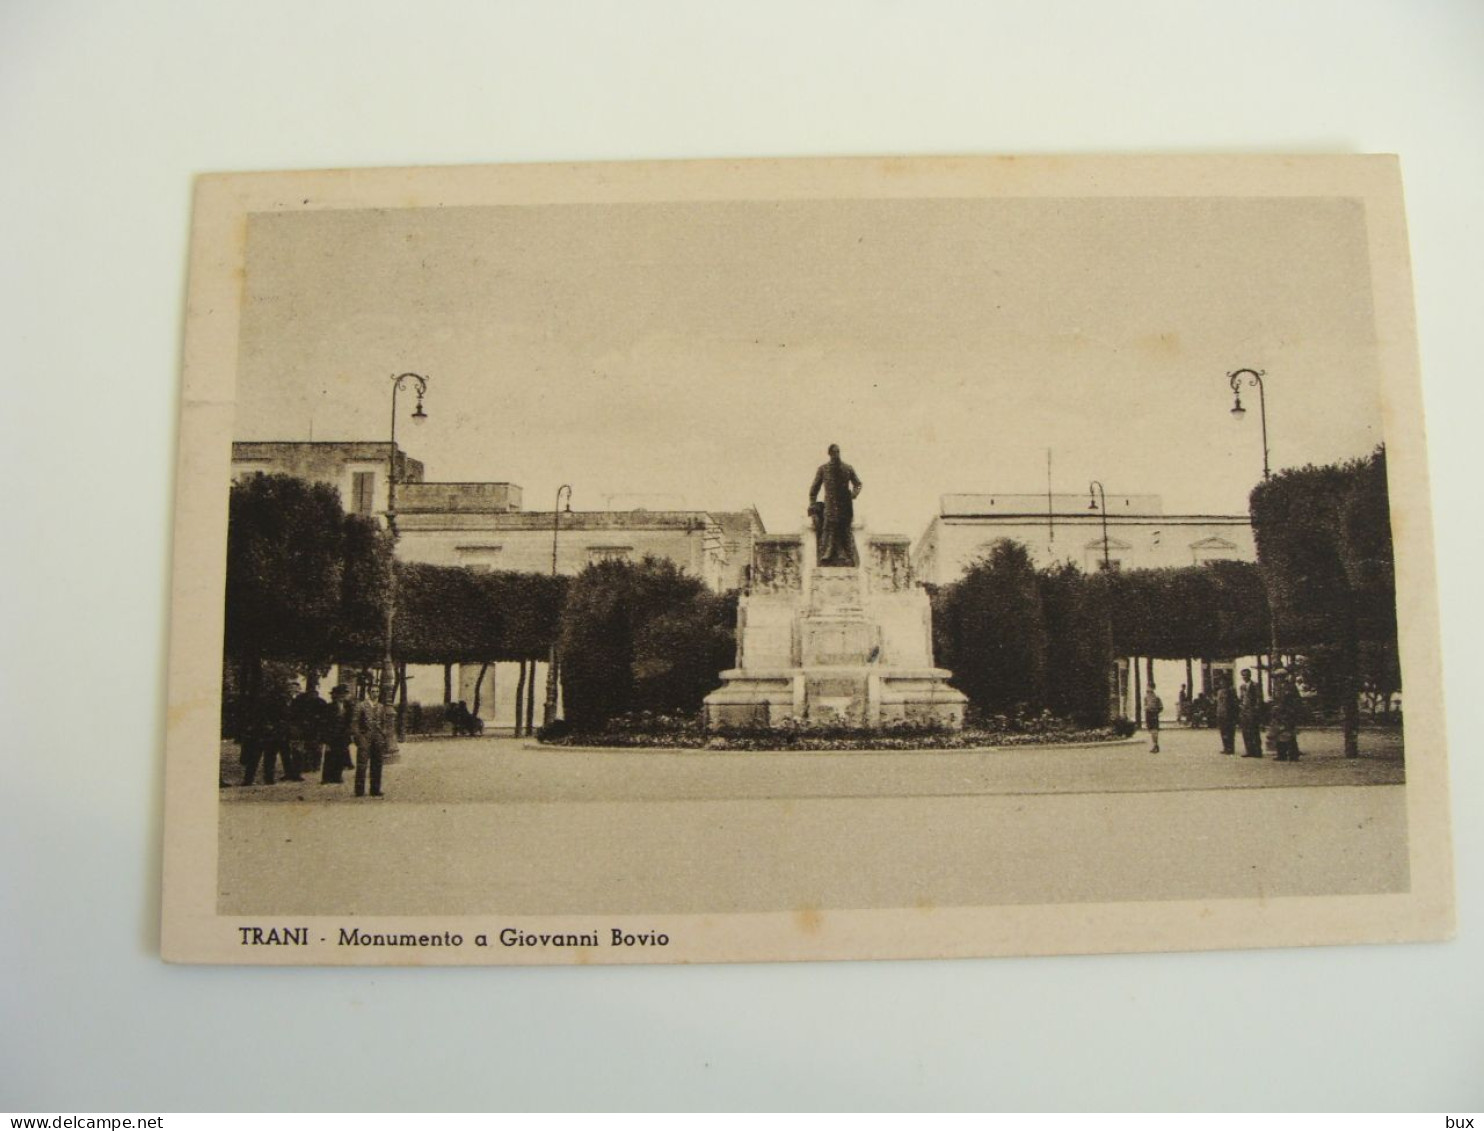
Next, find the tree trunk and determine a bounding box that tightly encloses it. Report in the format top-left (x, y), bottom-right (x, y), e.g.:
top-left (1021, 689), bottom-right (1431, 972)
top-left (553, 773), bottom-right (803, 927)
top-left (242, 655), bottom-right (263, 742)
top-left (1341, 632), bottom-right (1361, 758)
top-left (514, 661), bottom-right (528, 736)
top-left (443, 663), bottom-right (453, 705)
top-left (472, 662), bottom-right (490, 717)
top-left (396, 660), bottom-right (408, 740)
top-left (1133, 655), bottom-right (1142, 729)
top-left (525, 659), bottom-right (538, 735)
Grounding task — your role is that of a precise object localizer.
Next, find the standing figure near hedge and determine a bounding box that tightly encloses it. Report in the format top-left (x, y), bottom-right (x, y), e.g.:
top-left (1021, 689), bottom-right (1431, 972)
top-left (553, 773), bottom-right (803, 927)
top-left (1214, 677), bottom-right (1238, 755)
top-left (1143, 685), bottom-right (1163, 753)
top-left (1268, 667), bottom-right (1302, 762)
top-left (351, 695), bottom-right (390, 798)
top-left (1238, 668), bottom-right (1264, 758)
top-left (239, 676), bottom-right (299, 785)
top-left (321, 684), bottom-right (355, 785)
top-left (289, 684), bottom-right (327, 774)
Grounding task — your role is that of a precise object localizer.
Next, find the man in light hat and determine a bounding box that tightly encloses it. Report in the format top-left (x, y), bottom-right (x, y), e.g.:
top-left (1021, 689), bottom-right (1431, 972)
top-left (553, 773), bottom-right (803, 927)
top-left (1267, 666), bottom-right (1301, 762)
top-left (350, 691), bottom-right (390, 798)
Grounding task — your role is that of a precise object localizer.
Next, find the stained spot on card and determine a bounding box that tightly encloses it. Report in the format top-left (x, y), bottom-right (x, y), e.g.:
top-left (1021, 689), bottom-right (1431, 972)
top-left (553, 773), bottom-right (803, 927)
top-left (1136, 331), bottom-right (1182, 357)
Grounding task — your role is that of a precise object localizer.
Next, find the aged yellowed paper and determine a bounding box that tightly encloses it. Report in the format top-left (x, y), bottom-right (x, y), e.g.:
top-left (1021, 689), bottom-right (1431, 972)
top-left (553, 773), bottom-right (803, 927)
top-left (162, 155), bottom-right (1451, 964)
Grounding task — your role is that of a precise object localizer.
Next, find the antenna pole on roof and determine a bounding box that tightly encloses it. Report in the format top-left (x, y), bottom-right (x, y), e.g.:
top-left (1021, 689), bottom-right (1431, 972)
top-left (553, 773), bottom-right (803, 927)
top-left (1047, 449), bottom-right (1054, 545)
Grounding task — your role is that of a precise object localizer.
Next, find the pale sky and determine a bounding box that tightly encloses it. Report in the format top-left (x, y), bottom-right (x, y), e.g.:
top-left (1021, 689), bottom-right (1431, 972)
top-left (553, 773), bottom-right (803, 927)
top-left (236, 196), bottom-right (1384, 536)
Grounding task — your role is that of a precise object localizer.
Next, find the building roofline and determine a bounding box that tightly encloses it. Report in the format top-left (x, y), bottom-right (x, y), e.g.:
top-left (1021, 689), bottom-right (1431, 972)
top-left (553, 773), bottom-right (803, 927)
top-left (233, 440), bottom-right (404, 448)
top-left (396, 511), bottom-right (715, 529)
top-left (937, 512), bottom-right (1251, 523)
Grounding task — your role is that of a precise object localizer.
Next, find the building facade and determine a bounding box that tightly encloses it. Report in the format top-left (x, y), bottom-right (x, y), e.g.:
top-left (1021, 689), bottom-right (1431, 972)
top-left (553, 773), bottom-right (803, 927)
top-left (913, 493), bottom-right (1256, 583)
top-left (231, 441), bottom-right (425, 520)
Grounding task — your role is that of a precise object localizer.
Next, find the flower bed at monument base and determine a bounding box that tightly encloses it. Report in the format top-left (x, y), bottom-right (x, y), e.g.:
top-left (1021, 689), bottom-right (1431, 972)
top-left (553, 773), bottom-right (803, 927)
top-left (537, 709), bottom-right (1127, 751)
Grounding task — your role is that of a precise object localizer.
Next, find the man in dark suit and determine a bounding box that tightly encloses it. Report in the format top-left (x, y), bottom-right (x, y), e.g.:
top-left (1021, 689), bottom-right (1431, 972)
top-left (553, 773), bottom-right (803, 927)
top-left (239, 676), bottom-right (299, 784)
top-left (289, 684), bottom-right (327, 774)
top-left (321, 684), bottom-right (355, 785)
top-left (1214, 676), bottom-right (1238, 755)
top-left (1238, 667), bottom-right (1264, 758)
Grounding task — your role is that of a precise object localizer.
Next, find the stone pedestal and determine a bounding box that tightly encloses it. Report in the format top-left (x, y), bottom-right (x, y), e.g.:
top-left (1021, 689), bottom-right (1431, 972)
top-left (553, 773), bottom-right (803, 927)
top-left (704, 528), bottom-right (966, 730)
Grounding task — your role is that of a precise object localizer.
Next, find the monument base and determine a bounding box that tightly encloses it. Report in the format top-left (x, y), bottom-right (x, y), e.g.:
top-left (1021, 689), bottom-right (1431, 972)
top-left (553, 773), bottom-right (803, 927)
top-left (705, 666), bottom-right (966, 730)
top-left (703, 531), bottom-right (966, 732)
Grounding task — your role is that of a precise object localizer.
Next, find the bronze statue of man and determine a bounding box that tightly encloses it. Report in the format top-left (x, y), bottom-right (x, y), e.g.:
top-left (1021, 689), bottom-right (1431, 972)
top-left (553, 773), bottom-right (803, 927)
top-left (808, 443), bottom-right (863, 567)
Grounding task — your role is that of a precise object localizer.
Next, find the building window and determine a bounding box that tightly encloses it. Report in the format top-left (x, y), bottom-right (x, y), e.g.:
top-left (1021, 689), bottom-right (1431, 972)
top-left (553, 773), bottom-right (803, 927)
top-left (587, 546), bottom-right (633, 565)
top-left (230, 462), bottom-right (272, 482)
top-left (1191, 537), bottom-right (1239, 565)
top-left (458, 547), bottom-right (503, 574)
top-left (351, 471), bottom-right (376, 516)
top-left (1085, 537), bottom-right (1131, 573)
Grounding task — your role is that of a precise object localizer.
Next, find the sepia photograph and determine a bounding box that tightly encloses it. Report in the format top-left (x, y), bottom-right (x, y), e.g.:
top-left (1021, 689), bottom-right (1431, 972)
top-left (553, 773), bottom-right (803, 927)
top-left (161, 155), bottom-right (1451, 964)
top-left (11, 0), bottom-right (1484, 1113)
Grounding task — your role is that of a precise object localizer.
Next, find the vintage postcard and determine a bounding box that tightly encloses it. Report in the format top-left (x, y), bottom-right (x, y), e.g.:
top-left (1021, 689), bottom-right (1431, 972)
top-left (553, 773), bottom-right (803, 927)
top-left (161, 155), bottom-right (1453, 964)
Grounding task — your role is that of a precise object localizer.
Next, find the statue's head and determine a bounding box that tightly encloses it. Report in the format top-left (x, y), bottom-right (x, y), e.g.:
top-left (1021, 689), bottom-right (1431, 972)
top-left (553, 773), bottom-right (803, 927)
top-left (828, 443), bottom-right (840, 459)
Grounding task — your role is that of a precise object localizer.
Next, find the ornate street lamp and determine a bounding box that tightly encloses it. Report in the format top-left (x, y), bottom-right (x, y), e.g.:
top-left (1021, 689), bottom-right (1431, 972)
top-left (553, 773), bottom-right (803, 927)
top-left (1227, 367), bottom-right (1281, 699)
top-left (381, 373), bottom-right (429, 728)
top-left (1088, 479), bottom-right (1120, 720)
top-left (1228, 368), bottom-right (1270, 480)
top-left (1088, 480), bottom-right (1110, 570)
top-left (542, 484), bottom-right (573, 727)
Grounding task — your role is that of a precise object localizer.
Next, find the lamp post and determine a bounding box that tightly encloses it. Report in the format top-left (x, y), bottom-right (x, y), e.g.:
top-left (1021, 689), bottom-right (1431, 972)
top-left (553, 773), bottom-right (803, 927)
top-left (1227, 367), bottom-right (1280, 696)
top-left (542, 484), bottom-right (573, 728)
top-left (1088, 479), bottom-right (1120, 721)
top-left (1228, 368), bottom-right (1270, 480)
top-left (1088, 480), bottom-right (1110, 570)
top-left (381, 373), bottom-right (428, 727)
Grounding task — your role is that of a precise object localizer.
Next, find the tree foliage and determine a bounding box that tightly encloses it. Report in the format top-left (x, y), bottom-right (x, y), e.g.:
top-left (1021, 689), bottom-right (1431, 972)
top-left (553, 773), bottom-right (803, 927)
top-left (932, 541), bottom-right (1274, 725)
top-left (558, 557), bottom-right (735, 730)
top-left (392, 563), bottom-right (567, 663)
top-left (933, 540), bottom-right (1050, 716)
top-left (1039, 561), bottom-right (1116, 726)
top-left (226, 473), bottom-right (569, 676)
top-left (1099, 559), bottom-right (1271, 659)
top-left (1250, 447), bottom-right (1394, 651)
top-left (334, 513), bottom-right (395, 663)
top-left (1250, 447), bottom-right (1398, 752)
top-left (489, 570), bottom-right (569, 660)
top-left (225, 473), bottom-right (390, 670)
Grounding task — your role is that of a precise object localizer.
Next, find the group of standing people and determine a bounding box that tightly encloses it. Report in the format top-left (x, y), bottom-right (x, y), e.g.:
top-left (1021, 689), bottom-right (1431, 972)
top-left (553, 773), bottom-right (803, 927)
top-left (232, 679), bottom-right (390, 797)
top-left (1210, 666), bottom-right (1303, 759)
top-left (1149, 666), bottom-right (1303, 759)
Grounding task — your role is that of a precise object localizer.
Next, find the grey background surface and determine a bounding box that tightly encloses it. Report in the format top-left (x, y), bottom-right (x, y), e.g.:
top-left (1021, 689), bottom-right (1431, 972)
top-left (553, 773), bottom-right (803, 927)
top-left (2, 0), bottom-right (1481, 1112)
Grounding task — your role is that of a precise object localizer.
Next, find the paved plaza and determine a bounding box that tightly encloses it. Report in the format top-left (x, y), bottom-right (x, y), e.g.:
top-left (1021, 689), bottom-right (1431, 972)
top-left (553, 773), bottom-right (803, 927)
top-left (222, 725), bottom-right (1402, 804)
top-left (218, 726), bottom-right (1408, 916)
